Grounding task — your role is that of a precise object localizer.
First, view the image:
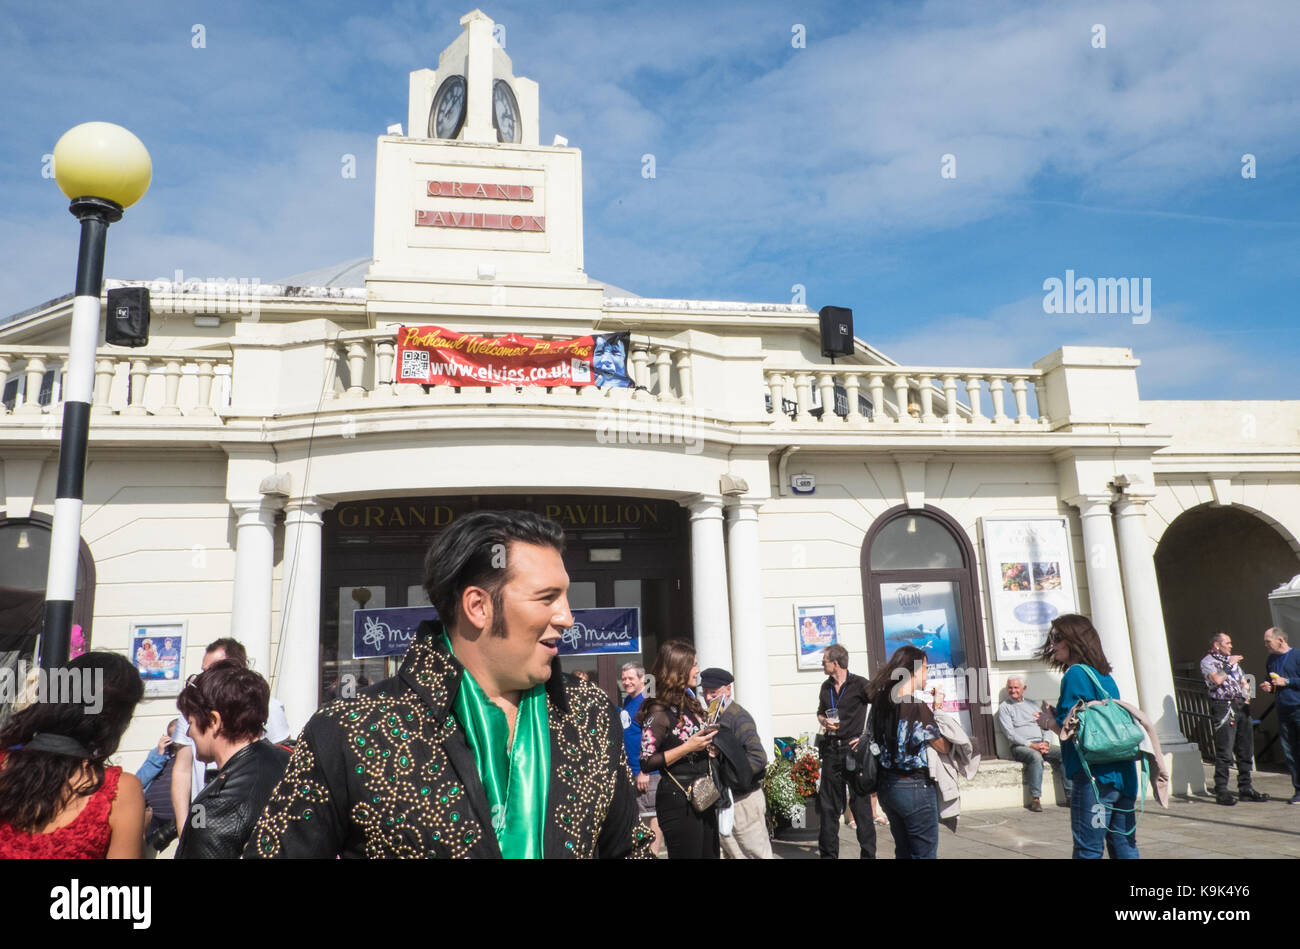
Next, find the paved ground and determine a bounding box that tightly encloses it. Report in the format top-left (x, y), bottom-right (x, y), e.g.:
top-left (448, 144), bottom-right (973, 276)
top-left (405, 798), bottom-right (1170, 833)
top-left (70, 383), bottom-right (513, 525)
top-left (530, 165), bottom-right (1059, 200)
top-left (770, 766), bottom-right (1300, 859)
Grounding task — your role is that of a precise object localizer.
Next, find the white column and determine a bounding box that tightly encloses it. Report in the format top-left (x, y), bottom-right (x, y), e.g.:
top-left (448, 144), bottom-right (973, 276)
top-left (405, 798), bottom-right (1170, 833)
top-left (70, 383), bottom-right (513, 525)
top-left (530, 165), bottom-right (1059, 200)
top-left (726, 500), bottom-right (773, 757)
top-left (1114, 492), bottom-right (1203, 794)
top-left (230, 499), bottom-right (281, 681)
top-left (686, 496), bottom-right (732, 672)
top-left (1066, 494), bottom-right (1139, 703)
top-left (278, 499), bottom-right (325, 735)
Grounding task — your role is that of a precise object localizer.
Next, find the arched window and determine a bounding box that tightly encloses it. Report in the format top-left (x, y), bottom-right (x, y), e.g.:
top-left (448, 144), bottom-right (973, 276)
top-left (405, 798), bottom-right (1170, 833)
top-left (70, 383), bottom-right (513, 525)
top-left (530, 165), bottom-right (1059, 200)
top-left (861, 505), bottom-right (994, 755)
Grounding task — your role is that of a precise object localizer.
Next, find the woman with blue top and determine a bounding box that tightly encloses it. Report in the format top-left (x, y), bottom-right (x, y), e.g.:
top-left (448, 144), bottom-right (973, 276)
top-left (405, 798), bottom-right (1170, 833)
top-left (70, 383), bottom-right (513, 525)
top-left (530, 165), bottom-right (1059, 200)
top-left (1034, 613), bottom-right (1140, 859)
top-left (865, 645), bottom-right (951, 859)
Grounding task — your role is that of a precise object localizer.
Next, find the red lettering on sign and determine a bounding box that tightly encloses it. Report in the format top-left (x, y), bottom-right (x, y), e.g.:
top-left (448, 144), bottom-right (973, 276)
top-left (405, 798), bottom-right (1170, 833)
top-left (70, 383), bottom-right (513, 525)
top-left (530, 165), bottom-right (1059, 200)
top-left (423, 180), bottom-right (536, 202)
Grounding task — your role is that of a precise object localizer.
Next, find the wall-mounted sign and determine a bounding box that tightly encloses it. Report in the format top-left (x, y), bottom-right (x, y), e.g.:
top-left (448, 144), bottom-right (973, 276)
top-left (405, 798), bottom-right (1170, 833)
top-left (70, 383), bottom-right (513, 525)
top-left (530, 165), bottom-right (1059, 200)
top-left (791, 474), bottom-right (816, 494)
top-left (794, 604), bottom-right (838, 670)
top-left (130, 620), bottom-right (186, 698)
top-left (980, 517), bottom-right (1080, 660)
top-left (427, 180), bottom-right (534, 200)
top-left (353, 606), bottom-right (641, 659)
top-left (414, 210), bottom-right (546, 232)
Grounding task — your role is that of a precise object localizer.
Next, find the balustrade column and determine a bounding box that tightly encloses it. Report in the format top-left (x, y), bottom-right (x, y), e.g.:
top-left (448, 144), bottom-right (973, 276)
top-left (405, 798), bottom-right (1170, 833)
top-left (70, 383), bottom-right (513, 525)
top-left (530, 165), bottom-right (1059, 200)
top-left (793, 373), bottom-right (814, 422)
top-left (158, 359), bottom-right (183, 416)
top-left (192, 360), bottom-right (216, 416)
top-left (91, 357), bottom-right (116, 415)
top-left (891, 374), bottom-right (912, 423)
top-left (868, 374), bottom-right (886, 423)
top-left (652, 348), bottom-right (673, 400)
top-left (1011, 376), bottom-right (1032, 423)
top-left (941, 375), bottom-right (959, 425)
top-left (14, 357), bottom-right (47, 415)
top-left (374, 338), bottom-right (396, 397)
top-left (917, 375), bottom-right (936, 422)
top-left (816, 372), bottom-right (836, 421)
top-left (630, 345), bottom-right (650, 390)
top-left (346, 341), bottom-right (368, 397)
top-left (766, 372), bottom-right (785, 416)
top-left (1033, 377), bottom-right (1050, 427)
top-left (964, 375), bottom-right (985, 423)
top-left (673, 350), bottom-right (693, 402)
top-left (989, 375), bottom-right (1008, 423)
top-left (843, 373), bottom-right (862, 422)
top-left (121, 359), bottom-right (151, 416)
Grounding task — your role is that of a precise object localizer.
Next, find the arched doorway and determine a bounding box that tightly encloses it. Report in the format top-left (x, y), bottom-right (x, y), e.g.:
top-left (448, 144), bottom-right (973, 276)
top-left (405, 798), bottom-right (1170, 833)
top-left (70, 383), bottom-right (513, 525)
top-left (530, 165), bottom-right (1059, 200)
top-left (0, 515), bottom-right (96, 727)
top-left (860, 505), bottom-right (995, 755)
top-left (1155, 504), bottom-right (1300, 766)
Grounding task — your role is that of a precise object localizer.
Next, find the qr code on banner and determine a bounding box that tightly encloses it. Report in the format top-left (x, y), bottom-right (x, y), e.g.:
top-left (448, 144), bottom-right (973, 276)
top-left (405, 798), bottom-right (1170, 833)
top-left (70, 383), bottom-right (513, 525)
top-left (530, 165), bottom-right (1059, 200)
top-left (401, 349), bottom-right (430, 379)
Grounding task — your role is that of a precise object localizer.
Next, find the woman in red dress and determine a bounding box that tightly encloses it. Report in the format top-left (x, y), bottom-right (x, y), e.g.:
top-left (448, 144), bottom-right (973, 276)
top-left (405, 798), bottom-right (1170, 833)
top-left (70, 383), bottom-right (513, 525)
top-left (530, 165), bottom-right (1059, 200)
top-left (0, 652), bottom-right (146, 858)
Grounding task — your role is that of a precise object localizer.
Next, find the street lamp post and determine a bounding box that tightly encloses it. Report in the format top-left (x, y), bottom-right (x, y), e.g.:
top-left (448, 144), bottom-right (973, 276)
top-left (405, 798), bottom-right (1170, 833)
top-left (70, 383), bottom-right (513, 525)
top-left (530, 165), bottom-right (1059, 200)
top-left (41, 122), bottom-right (151, 669)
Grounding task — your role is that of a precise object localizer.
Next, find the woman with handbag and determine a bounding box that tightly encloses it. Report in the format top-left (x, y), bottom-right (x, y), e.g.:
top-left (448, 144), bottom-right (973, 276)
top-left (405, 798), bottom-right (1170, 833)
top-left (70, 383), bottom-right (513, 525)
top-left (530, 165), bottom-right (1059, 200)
top-left (638, 639), bottom-right (720, 859)
top-left (1033, 613), bottom-right (1140, 859)
top-left (865, 645), bottom-right (951, 859)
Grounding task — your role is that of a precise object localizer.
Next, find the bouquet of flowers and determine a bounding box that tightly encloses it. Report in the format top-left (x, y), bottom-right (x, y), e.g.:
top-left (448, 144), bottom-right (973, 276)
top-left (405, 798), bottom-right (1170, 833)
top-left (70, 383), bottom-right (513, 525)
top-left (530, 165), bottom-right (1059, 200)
top-left (763, 758), bottom-right (802, 821)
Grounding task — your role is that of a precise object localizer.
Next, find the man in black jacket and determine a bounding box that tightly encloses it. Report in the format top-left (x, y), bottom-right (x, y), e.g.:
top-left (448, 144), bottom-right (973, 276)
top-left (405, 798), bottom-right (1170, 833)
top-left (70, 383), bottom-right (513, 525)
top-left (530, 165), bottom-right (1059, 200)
top-left (815, 645), bottom-right (876, 858)
top-left (701, 668), bottom-right (772, 858)
top-left (246, 510), bottom-right (653, 859)
top-left (175, 661), bottom-right (290, 859)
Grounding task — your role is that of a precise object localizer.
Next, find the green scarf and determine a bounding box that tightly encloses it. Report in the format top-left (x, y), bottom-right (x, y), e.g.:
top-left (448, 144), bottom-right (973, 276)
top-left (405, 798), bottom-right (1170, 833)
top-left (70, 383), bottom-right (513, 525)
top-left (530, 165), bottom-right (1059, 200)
top-left (444, 635), bottom-right (550, 859)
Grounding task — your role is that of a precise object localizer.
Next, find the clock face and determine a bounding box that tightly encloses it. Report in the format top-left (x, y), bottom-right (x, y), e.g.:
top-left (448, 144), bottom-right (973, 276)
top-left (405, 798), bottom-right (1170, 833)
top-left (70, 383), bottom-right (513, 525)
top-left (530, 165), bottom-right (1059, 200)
top-left (429, 75), bottom-right (466, 139)
top-left (492, 79), bottom-right (521, 144)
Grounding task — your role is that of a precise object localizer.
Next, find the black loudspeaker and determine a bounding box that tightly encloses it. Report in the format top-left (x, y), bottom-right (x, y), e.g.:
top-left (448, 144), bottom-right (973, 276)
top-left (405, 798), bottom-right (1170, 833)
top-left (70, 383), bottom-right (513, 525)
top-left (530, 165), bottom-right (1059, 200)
top-left (105, 286), bottom-right (151, 347)
top-left (818, 305), bottom-right (853, 357)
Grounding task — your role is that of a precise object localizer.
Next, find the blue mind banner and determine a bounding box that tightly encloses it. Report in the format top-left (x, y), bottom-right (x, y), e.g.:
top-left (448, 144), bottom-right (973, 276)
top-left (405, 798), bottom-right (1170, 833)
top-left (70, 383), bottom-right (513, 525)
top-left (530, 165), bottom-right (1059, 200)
top-left (353, 606), bottom-right (640, 660)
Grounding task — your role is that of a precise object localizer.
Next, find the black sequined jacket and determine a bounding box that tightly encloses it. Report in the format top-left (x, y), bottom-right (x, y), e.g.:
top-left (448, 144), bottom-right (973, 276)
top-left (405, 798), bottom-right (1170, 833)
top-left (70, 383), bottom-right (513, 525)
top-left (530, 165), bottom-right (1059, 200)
top-left (245, 624), bottom-right (654, 859)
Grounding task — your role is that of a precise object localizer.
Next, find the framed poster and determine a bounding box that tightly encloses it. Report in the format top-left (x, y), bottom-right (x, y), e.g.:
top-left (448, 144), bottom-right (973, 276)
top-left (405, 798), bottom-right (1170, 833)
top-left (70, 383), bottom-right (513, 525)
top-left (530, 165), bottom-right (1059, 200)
top-left (129, 620), bottom-right (186, 697)
top-left (794, 604), bottom-right (838, 670)
top-left (980, 517), bottom-right (1080, 660)
top-left (879, 580), bottom-right (971, 734)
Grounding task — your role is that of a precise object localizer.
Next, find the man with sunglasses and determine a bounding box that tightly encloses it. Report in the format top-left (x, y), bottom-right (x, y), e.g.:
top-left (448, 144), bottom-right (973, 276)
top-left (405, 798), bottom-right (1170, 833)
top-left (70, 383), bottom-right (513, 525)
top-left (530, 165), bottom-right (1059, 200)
top-left (1201, 632), bottom-right (1268, 805)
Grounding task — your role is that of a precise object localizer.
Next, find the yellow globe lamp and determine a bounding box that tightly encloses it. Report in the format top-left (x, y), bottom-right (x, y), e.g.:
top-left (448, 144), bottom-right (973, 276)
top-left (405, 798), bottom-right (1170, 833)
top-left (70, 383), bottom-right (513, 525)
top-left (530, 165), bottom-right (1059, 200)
top-left (53, 122), bottom-right (152, 208)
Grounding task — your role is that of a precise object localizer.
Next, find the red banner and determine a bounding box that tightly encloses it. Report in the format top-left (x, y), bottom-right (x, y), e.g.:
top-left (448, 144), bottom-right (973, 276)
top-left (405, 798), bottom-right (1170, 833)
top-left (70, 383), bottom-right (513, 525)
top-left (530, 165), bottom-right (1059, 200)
top-left (396, 325), bottom-right (595, 387)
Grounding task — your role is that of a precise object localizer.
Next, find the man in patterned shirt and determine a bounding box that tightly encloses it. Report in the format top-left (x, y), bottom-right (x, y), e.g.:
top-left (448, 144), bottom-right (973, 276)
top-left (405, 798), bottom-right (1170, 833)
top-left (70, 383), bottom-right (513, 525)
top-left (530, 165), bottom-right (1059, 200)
top-left (246, 510), bottom-right (653, 858)
top-left (1201, 632), bottom-right (1269, 806)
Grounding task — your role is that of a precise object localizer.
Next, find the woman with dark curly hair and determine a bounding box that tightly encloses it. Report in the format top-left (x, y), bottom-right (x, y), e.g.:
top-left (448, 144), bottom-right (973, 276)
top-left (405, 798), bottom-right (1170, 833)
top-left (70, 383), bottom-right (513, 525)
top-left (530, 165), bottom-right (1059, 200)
top-left (638, 639), bottom-right (719, 859)
top-left (0, 651), bottom-right (145, 858)
top-left (1033, 613), bottom-right (1140, 859)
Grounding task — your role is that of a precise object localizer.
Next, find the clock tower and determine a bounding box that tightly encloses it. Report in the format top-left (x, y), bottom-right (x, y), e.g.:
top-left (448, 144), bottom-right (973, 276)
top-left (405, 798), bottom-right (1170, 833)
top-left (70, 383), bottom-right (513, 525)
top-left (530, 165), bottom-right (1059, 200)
top-left (368, 9), bottom-right (600, 327)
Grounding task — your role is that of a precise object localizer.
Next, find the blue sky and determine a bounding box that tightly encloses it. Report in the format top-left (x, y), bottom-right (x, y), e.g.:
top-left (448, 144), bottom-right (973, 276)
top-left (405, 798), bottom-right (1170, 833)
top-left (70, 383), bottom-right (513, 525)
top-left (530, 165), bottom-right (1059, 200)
top-left (2, 0), bottom-right (1297, 398)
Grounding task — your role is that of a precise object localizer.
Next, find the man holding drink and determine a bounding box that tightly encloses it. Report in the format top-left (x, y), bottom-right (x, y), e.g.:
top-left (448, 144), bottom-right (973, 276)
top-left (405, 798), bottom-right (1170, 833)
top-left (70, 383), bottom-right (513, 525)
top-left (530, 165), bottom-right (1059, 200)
top-left (815, 644), bottom-right (876, 859)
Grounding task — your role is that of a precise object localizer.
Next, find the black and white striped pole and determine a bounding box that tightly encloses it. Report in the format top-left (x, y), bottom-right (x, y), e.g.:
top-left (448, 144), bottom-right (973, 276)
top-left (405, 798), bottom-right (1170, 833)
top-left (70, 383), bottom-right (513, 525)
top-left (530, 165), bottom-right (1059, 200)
top-left (41, 122), bottom-right (151, 669)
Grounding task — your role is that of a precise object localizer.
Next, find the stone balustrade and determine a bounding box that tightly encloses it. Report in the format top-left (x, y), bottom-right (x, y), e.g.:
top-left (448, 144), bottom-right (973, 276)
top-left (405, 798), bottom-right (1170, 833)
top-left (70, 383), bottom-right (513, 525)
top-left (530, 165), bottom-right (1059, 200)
top-left (763, 365), bottom-right (1048, 426)
top-left (0, 346), bottom-right (232, 418)
top-left (326, 329), bottom-right (695, 402)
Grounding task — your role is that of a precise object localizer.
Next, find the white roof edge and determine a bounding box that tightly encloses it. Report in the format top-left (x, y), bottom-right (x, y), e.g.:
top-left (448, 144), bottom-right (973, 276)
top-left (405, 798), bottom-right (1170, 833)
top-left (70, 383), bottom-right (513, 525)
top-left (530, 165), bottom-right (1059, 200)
top-left (603, 296), bottom-right (813, 314)
top-left (103, 278), bottom-right (367, 301)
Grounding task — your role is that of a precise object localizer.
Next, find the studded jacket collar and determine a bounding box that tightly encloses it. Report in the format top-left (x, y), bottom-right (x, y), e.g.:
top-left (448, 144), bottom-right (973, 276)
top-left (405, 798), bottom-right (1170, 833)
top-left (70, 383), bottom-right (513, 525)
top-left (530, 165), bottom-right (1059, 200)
top-left (247, 623), bottom-right (653, 859)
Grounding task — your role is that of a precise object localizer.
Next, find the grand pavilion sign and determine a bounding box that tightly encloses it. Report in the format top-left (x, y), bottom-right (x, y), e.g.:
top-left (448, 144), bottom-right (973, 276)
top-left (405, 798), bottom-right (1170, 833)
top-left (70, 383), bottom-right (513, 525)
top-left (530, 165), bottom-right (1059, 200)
top-left (415, 179), bottom-right (546, 232)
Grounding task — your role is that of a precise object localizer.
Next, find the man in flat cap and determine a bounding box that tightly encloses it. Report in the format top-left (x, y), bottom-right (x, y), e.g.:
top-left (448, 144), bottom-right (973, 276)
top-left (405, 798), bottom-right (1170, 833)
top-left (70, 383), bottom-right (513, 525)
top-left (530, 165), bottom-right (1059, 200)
top-left (699, 667), bottom-right (772, 858)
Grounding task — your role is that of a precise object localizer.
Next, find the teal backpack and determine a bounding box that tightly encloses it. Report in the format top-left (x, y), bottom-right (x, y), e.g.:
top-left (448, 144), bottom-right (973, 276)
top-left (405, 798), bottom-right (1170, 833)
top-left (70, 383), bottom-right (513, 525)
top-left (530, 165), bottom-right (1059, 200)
top-left (1071, 665), bottom-right (1149, 834)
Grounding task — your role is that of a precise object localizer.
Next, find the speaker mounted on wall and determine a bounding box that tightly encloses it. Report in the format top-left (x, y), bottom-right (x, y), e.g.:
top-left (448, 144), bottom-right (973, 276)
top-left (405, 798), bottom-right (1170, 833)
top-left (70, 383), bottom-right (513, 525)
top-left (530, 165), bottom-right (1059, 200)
top-left (818, 305), bottom-right (854, 359)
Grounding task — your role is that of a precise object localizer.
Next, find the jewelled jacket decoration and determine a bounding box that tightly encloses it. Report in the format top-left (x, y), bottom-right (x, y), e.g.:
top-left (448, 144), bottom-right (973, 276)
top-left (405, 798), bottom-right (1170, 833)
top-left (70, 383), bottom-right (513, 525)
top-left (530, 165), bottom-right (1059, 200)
top-left (245, 623), bottom-right (654, 858)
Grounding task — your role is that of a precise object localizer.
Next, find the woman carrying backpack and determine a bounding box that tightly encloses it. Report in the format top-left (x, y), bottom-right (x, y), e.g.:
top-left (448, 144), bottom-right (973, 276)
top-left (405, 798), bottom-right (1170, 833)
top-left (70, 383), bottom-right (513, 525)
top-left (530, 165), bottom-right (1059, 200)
top-left (1034, 614), bottom-right (1140, 859)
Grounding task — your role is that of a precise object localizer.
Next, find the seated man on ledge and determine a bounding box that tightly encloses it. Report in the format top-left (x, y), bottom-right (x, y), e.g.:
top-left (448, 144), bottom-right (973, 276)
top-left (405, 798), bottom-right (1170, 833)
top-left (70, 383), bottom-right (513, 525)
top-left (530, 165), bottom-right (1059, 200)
top-left (997, 676), bottom-right (1070, 812)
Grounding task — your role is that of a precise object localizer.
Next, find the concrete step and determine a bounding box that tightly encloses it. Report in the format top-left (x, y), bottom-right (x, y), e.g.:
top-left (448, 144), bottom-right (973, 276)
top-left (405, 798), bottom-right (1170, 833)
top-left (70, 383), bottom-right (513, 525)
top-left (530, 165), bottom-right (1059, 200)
top-left (956, 759), bottom-right (1065, 811)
